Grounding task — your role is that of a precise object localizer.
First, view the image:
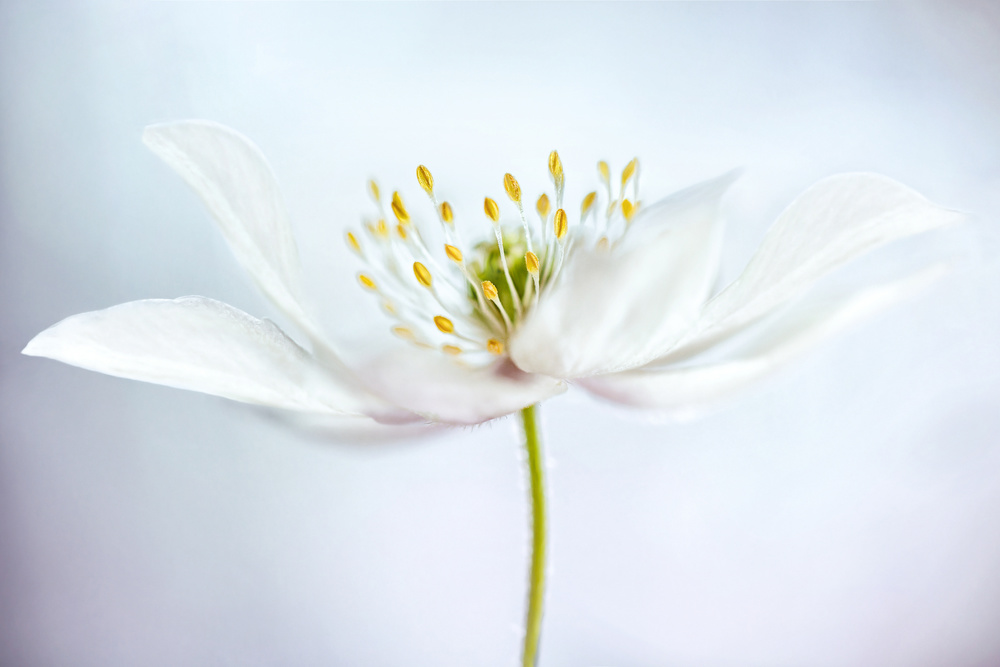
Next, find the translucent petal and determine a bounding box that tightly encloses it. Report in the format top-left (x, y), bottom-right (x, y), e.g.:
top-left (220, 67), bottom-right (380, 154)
top-left (656, 173), bottom-right (964, 363)
top-left (579, 264), bottom-right (949, 414)
top-left (359, 348), bottom-right (567, 426)
top-left (509, 171), bottom-right (739, 379)
top-left (23, 297), bottom-right (409, 419)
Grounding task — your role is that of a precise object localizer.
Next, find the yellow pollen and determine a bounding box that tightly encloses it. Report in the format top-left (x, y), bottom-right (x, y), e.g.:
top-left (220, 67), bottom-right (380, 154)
top-left (346, 231), bottom-right (361, 253)
top-left (536, 193), bottom-right (551, 218)
top-left (445, 244), bottom-right (463, 262)
top-left (598, 160), bottom-right (610, 185)
top-left (392, 326), bottom-right (414, 340)
top-left (581, 191), bottom-right (597, 217)
top-left (553, 208), bottom-right (568, 240)
top-left (358, 274), bottom-right (377, 290)
top-left (548, 150), bottom-right (564, 185)
top-left (440, 201), bottom-right (454, 224)
top-left (368, 179), bottom-right (381, 202)
top-left (482, 280), bottom-right (499, 300)
top-left (433, 315), bottom-right (454, 333)
top-left (622, 158), bottom-right (637, 188)
top-left (487, 339), bottom-right (504, 355)
top-left (442, 344), bottom-right (462, 355)
top-left (622, 199), bottom-right (635, 222)
top-left (416, 165), bottom-right (434, 193)
top-left (504, 173), bottom-right (521, 202)
top-left (391, 191), bottom-right (409, 224)
top-left (525, 251), bottom-right (539, 275)
top-left (413, 261), bottom-right (432, 287)
top-left (484, 197), bottom-right (500, 223)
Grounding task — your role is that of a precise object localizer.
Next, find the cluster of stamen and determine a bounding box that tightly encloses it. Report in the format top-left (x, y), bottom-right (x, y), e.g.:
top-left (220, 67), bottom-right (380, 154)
top-left (346, 151), bottom-right (642, 362)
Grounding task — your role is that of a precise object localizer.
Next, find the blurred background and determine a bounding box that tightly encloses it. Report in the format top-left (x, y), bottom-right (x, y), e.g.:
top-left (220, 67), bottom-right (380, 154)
top-left (2, 2), bottom-right (1000, 665)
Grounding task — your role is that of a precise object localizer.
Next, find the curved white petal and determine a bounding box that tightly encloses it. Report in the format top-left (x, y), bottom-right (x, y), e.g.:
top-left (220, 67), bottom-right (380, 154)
top-left (579, 263), bottom-right (949, 415)
top-left (23, 297), bottom-right (411, 420)
top-left (656, 173), bottom-right (964, 363)
top-left (359, 348), bottom-right (567, 426)
top-left (142, 121), bottom-right (319, 337)
top-left (509, 171), bottom-right (739, 379)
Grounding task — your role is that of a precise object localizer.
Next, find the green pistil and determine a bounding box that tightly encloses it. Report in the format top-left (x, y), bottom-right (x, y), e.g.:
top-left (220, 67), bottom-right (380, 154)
top-left (470, 230), bottom-right (536, 324)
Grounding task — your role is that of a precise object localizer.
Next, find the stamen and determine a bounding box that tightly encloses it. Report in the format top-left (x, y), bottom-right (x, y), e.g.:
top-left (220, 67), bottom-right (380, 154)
top-left (368, 179), bottom-right (381, 203)
top-left (484, 196), bottom-right (500, 223)
top-left (621, 159), bottom-right (637, 192)
top-left (392, 326), bottom-right (415, 340)
top-left (416, 165), bottom-right (434, 194)
top-left (622, 199), bottom-right (636, 223)
top-left (413, 261), bottom-right (433, 288)
top-left (440, 201), bottom-right (454, 224)
top-left (396, 224), bottom-right (408, 240)
top-left (525, 251), bottom-right (539, 275)
top-left (444, 244), bottom-right (463, 262)
top-left (346, 231), bottom-right (362, 254)
top-left (505, 172), bottom-right (534, 253)
top-left (442, 344), bottom-right (462, 355)
top-left (536, 194), bottom-right (551, 219)
top-left (484, 197), bottom-right (523, 317)
top-left (581, 191), bottom-right (597, 223)
top-left (391, 191), bottom-right (410, 224)
top-left (549, 150), bottom-right (565, 207)
top-left (482, 280), bottom-right (513, 330)
top-left (597, 161), bottom-right (610, 188)
top-left (487, 339), bottom-right (504, 355)
top-left (433, 315), bottom-right (454, 333)
top-left (358, 274), bottom-right (377, 290)
top-left (553, 208), bottom-right (568, 240)
top-left (482, 280), bottom-right (498, 300)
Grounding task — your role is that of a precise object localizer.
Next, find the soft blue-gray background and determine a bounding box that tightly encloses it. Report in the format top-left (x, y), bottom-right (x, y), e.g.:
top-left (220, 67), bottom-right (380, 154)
top-left (2, 2), bottom-right (1000, 665)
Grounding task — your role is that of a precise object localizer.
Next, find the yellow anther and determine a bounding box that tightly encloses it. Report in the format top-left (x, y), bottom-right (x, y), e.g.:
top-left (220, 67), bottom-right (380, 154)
top-left (484, 197), bottom-right (500, 223)
top-left (442, 344), bottom-right (462, 356)
top-left (392, 326), bottom-right (415, 340)
top-left (581, 191), bottom-right (597, 217)
top-left (396, 224), bottom-right (408, 240)
top-left (553, 208), bottom-right (568, 240)
top-left (345, 231), bottom-right (361, 254)
top-left (482, 280), bottom-right (499, 300)
top-left (440, 201), bottom-right (454, 224)
top-left (391, 191), bottom-right (409, 224)
top-left (548, 150), bottom-right (564, 185)
top-left (445, 244), bottom-right (463, 263)
top-left (525, 251), bottom-right (539, 275)
top-left (382, 300), bottom-right (397, 314)
top-left (358, 274), bottom-right (377, 290)
top-left (416, 165), bottom-right (434, 194)
top-left (621, 158), bottom-right (637, 188)
top-left (598, 161), bottom-right (610, 185)
top-left (536, 193), bottom-right (551, 218)
top-left (597, 237), bottom-right (610, 250)
top-left (622, 199), bottom-right (635, 222)
top-left (504, 173), bottom-right (521, 203)
top-left (413, 261), bottom-right (432, 287)
top-left (368, 179), bottom-right (381, 202)
top-left (433, 315), bottom-right (454, 334)
top-left (487, 339), bottom-right (504, 355)
top-left (376, 219), bottom-right (389, 238)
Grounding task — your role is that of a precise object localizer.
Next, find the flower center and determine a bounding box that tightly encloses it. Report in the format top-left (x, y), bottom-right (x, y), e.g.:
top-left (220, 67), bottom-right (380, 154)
top-left (345, 154), bottom-right (642, 362)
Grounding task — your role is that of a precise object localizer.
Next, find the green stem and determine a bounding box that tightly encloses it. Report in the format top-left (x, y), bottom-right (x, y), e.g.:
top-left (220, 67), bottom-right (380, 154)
top-left (519, 404), bottom-right (546, 667)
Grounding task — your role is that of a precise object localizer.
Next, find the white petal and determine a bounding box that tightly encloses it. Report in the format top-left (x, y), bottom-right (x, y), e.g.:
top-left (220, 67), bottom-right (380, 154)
top-left (142, 121), bottom-right (317, 336)
top-left (657, 173), bottom-right (964, 363)
top-left (359, 348), bottom-right (566, 426)
top-left (509, 171), bottom-right (739, 379)
top-left (23, 297), bottom-right (410, 420)
top-left (579, 264), bottom-right (949, 415)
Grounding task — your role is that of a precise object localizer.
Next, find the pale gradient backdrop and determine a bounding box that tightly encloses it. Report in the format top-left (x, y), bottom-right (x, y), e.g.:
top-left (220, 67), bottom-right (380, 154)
top-left (2, 2), bottom-right (1000, 666)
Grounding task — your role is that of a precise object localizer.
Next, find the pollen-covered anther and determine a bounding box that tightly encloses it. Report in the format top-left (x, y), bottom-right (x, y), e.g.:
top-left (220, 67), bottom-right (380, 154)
top-left (445, 244), bottom-right (463, 263)
top-left (548, 150), bottom-right (564, 186)
top-left (413, 261), bottom-right (433, 287)
top-left (598, 160), bottom-right (610, 186)
top-left (358, 274), bottom-right (377, 290)
top-left (375, 219), bottom-right (389, 238)
top-left (396, 224), bottom-right (408, 240)
top-left (622, 199), bottom-right (636, 222)
top-left (525, 251), bottom-right (539, 275)
top-left (536, 194), bottom-right (551, 218)
top-left (392, 326), bottom-right (415, 340)
top-left (484, 197), bottom-right (500, 224)
top-left (581, 191), bottom-right (597, 218)
top-left (553, 208), bottom-right (568, 240)
top-left (621, 158), bottom-right (637, 189)
top-left (368, 179), bottom-right (381, 202)
top-left (481, 280), bottom-right (499, 300)
top-left (442, 344), bottom-right (462, 356)
top-left (391, 191), bottom-right (410, 224)
top-left (433, 315), bottom-right (454, 334)
top-left (487, 339), bottom-right (504, 355)
top-left (504, 173), bottom-right (521, 203)
top-left (416, 165), bottom-right (434, 194)
top-left (345, 231), bottom-right (361, 254)
top-left (440, 201), bottom-right (454, 224)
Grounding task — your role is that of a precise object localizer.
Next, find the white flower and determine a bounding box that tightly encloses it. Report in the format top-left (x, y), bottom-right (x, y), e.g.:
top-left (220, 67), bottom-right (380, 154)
top-left (23, 121), bottom-right (962, 428)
